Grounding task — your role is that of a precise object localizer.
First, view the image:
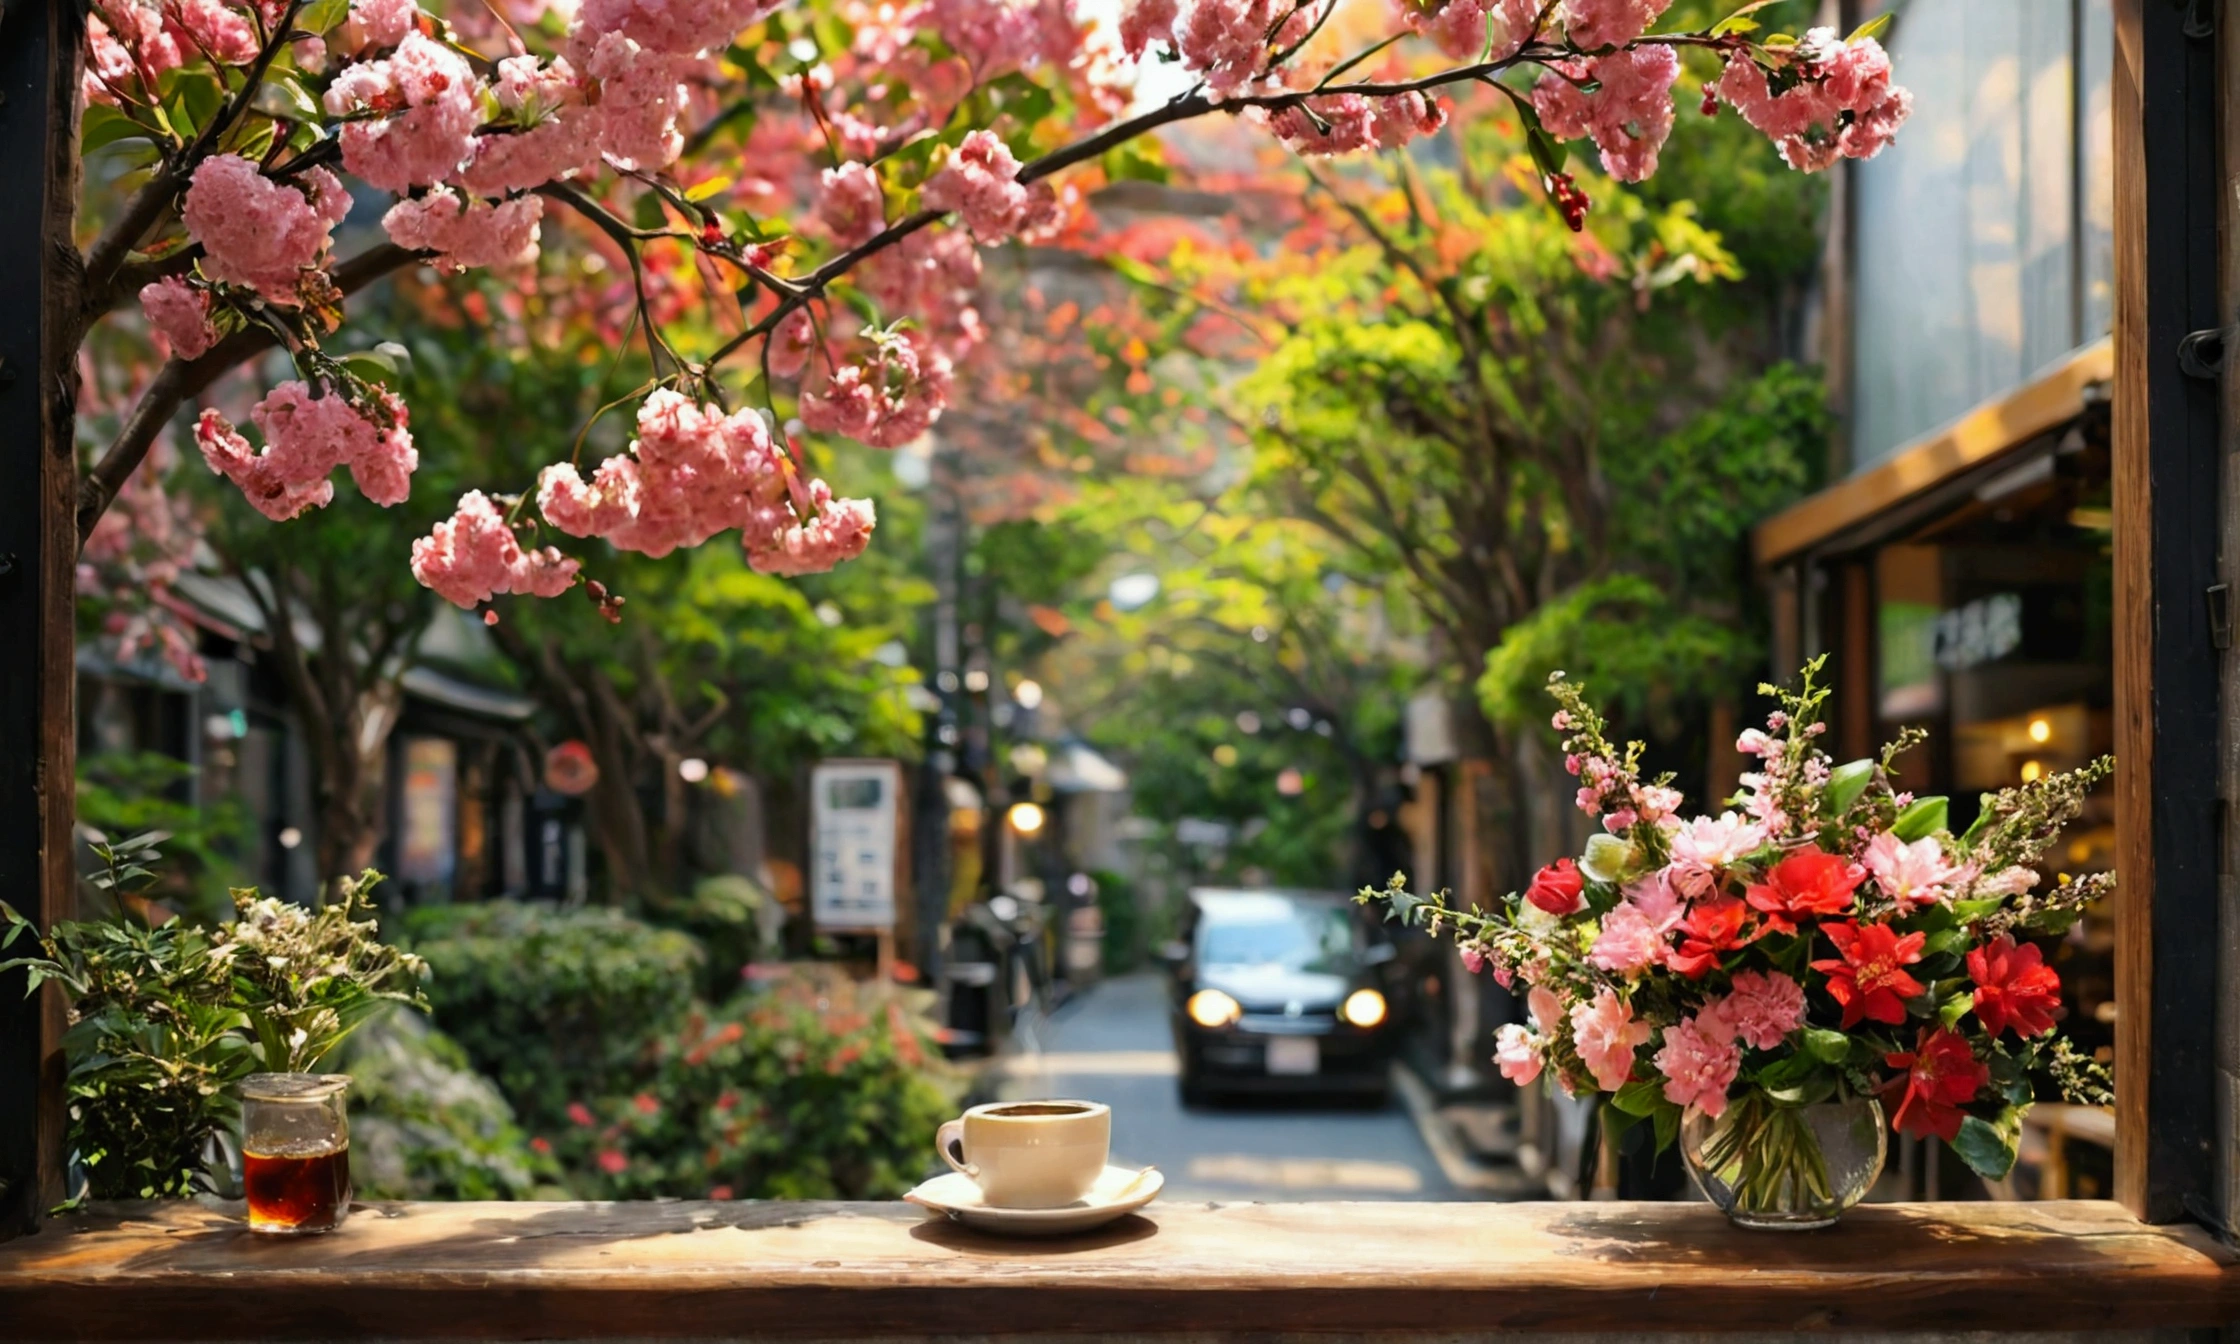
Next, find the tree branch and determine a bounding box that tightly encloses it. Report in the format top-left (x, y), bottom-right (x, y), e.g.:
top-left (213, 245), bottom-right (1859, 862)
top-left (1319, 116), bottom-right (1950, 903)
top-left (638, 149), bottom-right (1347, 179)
top-left (75, 241), bottom-right (424, 548)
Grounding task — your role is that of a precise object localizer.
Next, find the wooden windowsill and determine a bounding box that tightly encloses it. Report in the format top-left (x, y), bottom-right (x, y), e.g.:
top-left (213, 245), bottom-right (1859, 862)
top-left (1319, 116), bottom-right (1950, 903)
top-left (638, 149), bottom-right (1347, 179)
top-left (1, 1198), bottom-right (2233, 1338)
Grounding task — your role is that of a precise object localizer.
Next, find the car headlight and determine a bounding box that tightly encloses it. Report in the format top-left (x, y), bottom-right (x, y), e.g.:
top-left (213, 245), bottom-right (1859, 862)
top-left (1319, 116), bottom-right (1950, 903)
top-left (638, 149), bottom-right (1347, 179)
top-left (1340, 988), bottom-right (1388, 1028)
top-left (1186, 989), bottom-right (1242, 1028)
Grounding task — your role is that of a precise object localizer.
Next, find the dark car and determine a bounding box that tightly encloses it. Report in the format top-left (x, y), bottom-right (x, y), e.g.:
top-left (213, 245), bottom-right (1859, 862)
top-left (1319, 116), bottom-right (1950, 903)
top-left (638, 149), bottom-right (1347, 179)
top-left (1163, 888), bottom-right (1405, 1106)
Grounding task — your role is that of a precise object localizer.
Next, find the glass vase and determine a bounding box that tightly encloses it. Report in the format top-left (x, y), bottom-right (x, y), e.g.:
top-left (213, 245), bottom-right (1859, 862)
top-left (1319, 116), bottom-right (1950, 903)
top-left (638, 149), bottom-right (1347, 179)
top-left (240, 1072), bottom-right (353, 1235)
top-left (1680, 1090), bottom-right (1885, 1230)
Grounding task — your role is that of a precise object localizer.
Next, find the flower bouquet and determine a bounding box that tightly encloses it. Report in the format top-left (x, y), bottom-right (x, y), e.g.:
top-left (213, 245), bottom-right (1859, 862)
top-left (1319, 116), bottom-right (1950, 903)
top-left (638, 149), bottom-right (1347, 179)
top-left (1361, 659), bottom-right (2113, 1228)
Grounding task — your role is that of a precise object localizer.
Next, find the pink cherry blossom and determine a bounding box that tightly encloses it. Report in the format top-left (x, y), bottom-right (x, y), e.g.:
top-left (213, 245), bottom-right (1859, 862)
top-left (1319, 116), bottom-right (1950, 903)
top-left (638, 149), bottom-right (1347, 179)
top-left (576, 0), bottom-right (781, 56)
top-left (817, 162), bottom-right (888, 247)
top-left (170, 0), bottom-right (260, 65)
top-left (767, 308), bottom-right (819, 381)
top-left (1493, 1022), bottom-right (1542, 1086)
top-left (1654, 1013), bottom-right (1740, 1117)
top-left (139, 276), bottom-right (218, 361)
top-left (1392, 0), bottom-right (1538, 60)
top-left (410, 491), bottom-right (581, 609)
top-left (571, 30), bottom-right (688, 170)
top-left (1717, 969), bottom-right (1806, 1051)
top-left (1568, 988), bottom-right (1651, 1092)
top-left (1558, 0), bottom-right (1669, 50)
top-left (746, 480), bottom-right (877, 576)
top-left (1587, 900), bottom-right (1666, 976)
top-left (182, 156), bottom-right (351, 307)
top-left (251, 380), bottom-right (418, 507)
top-left (800, 337), bottom-right (954, 448)
top-left (1715, 29), bottom-right (1910, 172)
top-left (84, 0), bottom-right (182, 104)
top-left (921, 131), bottom-right (1037, 240)
top-left (382, 190), bottom-right (545, 271)
top-left (1118, 0), bottom-right (1177, 58)
top-left (1861, 831), bottom-right (1969, 912)
top-left (537, 389), bottom-right (789, 558)
top-left (1531, 45), bottom-right (1679, 182)
top-left (333, 0), bottom-right (419, 55)
top-left (1666, 811), bottom-right (1767, 896)
top-left (195, 410), bottom-right (335, 521)
top-left (324, 30), bottom-right (480, 192)
top-left (859, 229), bottom-right (985, 355)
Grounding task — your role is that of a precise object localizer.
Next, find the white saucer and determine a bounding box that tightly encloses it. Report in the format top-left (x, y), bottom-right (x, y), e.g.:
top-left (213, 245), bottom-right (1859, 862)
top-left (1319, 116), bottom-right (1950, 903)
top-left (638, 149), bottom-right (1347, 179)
top-left (904, 1163), bottom-right (1163, 1237)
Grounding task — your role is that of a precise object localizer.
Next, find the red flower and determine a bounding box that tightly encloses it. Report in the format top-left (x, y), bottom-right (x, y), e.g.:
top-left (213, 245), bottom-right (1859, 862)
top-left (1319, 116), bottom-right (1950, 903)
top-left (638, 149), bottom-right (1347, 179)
top-left (1525, 858), bottom-right (1587, 916)
top-left (1883, 1027), bottom-right (1989, 1141)
top-left (1969, 934), bottom-right (2063, 1038)
top-left (597, 1149), bottom-right (628, 1174)
top-left (1744, 850), bottom-right (1861, 935)
top-left (1668, 897), bottom-right (1751, 979)
top-left (633, 1091), bottom-right (661, 1115)
top-left (529, 1136), bottom-right (551, 1154)
top-left (566, 1101), bottom-right (595, 1127)
top-left (1811, 920), bottom-right (1926, 1028)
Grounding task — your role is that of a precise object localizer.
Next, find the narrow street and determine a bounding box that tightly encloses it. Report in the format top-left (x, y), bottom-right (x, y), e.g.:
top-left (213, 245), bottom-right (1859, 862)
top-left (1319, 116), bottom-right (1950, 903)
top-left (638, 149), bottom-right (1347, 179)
top-left (990, 972), bottom-right (1462, 1202)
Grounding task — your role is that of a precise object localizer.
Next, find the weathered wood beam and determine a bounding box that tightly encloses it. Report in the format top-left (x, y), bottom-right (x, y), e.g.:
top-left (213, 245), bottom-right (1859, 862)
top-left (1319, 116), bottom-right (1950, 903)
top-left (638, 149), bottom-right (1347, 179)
top-left (2111, 0), bottom-right (2224, 1224)
top-left (0, 0), bottom-right (83, 1240)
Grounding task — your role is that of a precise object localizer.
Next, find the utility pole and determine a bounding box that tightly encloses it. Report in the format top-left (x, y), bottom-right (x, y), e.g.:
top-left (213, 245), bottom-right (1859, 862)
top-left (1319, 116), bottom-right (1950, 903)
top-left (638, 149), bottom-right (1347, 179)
top-left (0, 0), bottom-right (84, 1239)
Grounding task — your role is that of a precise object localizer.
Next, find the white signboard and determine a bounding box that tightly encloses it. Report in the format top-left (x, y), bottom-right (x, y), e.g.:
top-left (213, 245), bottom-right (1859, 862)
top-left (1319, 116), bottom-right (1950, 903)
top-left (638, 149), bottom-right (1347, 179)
top-left (810, 759), bottom-right (903, 932)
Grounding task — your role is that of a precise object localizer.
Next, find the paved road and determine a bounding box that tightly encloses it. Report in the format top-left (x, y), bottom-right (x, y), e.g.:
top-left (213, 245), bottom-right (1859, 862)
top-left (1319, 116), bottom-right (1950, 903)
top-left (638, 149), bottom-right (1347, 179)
top-left (990, 972), bottom-right (1462, 1202)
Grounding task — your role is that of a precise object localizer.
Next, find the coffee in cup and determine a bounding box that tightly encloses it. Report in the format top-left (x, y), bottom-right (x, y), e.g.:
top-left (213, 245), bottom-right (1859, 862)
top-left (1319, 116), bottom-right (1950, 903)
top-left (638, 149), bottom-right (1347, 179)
top-left (934, 1100), bottom-right (1111, 1208)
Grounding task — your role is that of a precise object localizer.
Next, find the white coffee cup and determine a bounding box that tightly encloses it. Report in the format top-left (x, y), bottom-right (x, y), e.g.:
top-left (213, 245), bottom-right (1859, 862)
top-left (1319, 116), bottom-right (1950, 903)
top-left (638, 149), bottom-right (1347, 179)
top-left (934, 1100), bottom-right (1111, 1209)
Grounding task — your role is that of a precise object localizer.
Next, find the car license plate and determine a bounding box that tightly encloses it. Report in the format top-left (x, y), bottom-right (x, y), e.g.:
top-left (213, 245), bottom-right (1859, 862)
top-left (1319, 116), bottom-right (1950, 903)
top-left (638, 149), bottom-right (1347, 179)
top-left (1265, 1037), bottom-right (1319, 1076)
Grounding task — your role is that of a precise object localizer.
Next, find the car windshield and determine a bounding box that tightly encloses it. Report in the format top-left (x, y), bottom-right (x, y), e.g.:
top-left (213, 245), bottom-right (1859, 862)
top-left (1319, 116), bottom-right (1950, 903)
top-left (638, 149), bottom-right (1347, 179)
top-left (1196, 900), bottom-right (1358, 971)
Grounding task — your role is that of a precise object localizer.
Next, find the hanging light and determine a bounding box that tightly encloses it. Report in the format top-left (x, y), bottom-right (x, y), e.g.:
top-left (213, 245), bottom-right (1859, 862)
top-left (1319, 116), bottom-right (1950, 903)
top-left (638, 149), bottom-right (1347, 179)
top-left (1008, 801), bottom-right (1046, 835)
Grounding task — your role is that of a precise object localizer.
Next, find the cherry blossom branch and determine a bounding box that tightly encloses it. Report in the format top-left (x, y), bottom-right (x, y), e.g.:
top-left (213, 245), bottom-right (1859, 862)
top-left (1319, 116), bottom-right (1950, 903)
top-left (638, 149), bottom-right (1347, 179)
top-left (76, 242), bottom-right (424, 547)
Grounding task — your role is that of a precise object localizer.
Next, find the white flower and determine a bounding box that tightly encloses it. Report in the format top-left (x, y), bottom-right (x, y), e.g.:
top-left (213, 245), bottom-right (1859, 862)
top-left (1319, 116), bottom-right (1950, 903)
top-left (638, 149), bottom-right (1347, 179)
top-left (1667, 811), bottom-right (1767, 895)
top-left (1861, 831), bottom-right (1968, 910)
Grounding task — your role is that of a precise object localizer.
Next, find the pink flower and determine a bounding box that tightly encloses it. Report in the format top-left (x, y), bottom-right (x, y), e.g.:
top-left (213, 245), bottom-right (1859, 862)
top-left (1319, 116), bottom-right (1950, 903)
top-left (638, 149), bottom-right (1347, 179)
top-left (1398, 0), bottom-right (1538, 61)
top-left (1861, 831), bottom-right (1968, 912)
top-left (1973, 866), bottom-right (2041, 899)
top-left (1459, 945), bottom-right (1486, 975)
top-left (195, 381), bottom-right (417, 519)
top-left (571, 30), bottom-right (687, 170)
top-left (922, 131), bottom-right (1038, 240)
top-left (169, 0), bottom-right (259, 63)
top-left (538, 389), bottom-right (789, 557)
top-left (1713, 29), bottom-right (1910, 172)
top-left (1666, 811), bottom-right (1766, 896)
top-left (1558, 0), bottom-right (1669, 49)
top-left (1118, 0), bottom-right (1177, 57)
top-left (334, 0), bottom-right (418, 55)
top-left (1531, 45), bottom-right (1680, 182)
top-left (1716, 969), bottom-right (1806, 1050)
top-left (180, 156), bottom-right (350, 306)
top-left (816, 162), bottom-right (887, 247)
top-left (746, 480), bottom-right (877, 576)
top-left (1622, 867), bottom-right (1686, 930)
top-left (381, 189), bottom-right (544, 271)
top-left (1587, 900), bottom-right (1665, 976)
top-left (1267, 92), bottom-right (1449, 157)
top-left (1493, 1023), bottom-right (1542, 1086)
top-left (767, 309), bottom-right (819, 381)
top-left (323, 30), bottom-right (480, 192)
top-left (410, 490), bottom-right (581, 608)
top-left (576, 0), bottom-right (781, 56)
top-left (800, 337), bottom-right (955, 448)
top-left (1654, 1013), bottom-right (1740, 1118)
top-left (596, 1149), bottom-right (628, 1174)
top-left (139, 276), bottom-right (217, 361)
top-left (1568, 988), bottom-right (1650, 1092)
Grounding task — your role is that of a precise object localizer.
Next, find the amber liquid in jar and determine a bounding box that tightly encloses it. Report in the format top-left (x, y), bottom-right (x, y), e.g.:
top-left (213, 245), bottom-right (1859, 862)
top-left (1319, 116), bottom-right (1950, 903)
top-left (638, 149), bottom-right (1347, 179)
top-left (244, 1141), bottom-right (352, 1234)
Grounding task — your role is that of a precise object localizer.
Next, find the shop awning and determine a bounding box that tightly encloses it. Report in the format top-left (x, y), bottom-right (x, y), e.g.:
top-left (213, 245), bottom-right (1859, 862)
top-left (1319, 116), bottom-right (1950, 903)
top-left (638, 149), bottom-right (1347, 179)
top-left (1045, 740), bottom-right (1128, 794)
top-left (1753, 337), bottom-right (2113, 567)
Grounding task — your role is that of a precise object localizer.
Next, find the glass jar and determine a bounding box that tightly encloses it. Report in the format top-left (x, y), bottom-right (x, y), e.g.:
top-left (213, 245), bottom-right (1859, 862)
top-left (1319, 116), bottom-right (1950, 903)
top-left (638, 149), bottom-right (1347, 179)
top-left (240, 1073), bottom-right (353, 1235)
top-left (1680, 1091), bottom-right (1886, 1230)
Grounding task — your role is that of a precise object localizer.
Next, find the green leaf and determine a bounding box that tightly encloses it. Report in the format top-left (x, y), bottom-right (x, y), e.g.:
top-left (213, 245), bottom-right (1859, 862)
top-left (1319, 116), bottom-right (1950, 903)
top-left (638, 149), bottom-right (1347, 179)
top-left (1846, 12), bottom-right (1893, 43)
top-left (252, 72), bottom-right (322, 123)
top-left (632, 192), bottom-right (669, 231)
top-left (1612, 1077), bottom-right (1664, 1117)
top-left (1764, 1074), bottom-right (1835, 1107)
top-left (1802, 1027), bottom-right (1850, 1064)
top-left (1953, 1110), bottom-right (2021, 1180)
top-left (1938, 992), bottom-right (1973, 1029)
top-left (1710, 0), bottom-right (1780, 36)
top-left (1892, 796), bottom-right (1948, 842)
top-left (82, 105), bottom-right (160, 155)
top-left (1824, 759), bottom-right (1874, 816)
top-left (300, 0), bottom-right (350, 34)
top-left (1601, 1100), bottom-right (1642, 1142)
top-left (1651, 1102), bottom-right (1680, 1153)
top-left (1948, 897), bottom-right (2003, 924)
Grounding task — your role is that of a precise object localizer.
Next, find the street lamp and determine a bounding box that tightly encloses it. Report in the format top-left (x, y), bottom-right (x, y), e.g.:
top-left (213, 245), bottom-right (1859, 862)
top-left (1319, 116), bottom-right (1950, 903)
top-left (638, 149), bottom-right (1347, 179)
top-left (1008, 801), bottom-right (1046, 835)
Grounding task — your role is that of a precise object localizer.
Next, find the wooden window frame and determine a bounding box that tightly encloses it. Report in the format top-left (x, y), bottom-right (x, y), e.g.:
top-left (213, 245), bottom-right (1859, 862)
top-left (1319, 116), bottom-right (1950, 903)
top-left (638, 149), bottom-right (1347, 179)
top-left (0, 0), bottom-right (2227, 1259)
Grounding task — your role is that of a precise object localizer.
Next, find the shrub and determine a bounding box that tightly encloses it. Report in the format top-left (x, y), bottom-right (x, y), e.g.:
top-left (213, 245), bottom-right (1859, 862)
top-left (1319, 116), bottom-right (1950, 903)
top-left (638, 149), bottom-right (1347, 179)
top-left (342, 1011), bottom-right (559, 1200)
top-left (403, 902), bottom-right (702, 1129)
top-left (548, 967), bottom-right (956, 1200)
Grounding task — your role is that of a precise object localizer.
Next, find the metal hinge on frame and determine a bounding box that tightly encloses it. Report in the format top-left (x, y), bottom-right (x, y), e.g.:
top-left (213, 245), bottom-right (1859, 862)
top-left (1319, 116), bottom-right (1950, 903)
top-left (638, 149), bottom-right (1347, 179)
top-left (2211, 583), bottom-right (2233, 650)
top-left (2179, 326), bottom-right (2234, 379)
top-left (2181, 0), bottom-right (2218, 40)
